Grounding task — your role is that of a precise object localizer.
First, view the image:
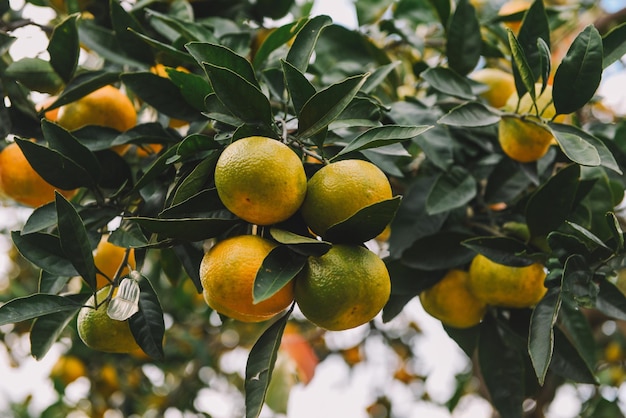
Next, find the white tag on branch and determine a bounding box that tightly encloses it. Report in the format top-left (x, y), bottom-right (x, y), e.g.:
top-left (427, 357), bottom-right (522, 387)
top-left (107, 273), bottom-right (141, 321)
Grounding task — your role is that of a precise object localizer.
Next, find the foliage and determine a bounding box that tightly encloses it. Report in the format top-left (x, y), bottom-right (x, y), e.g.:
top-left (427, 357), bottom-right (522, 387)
top-left (1, 0), bottom-right (626, 416)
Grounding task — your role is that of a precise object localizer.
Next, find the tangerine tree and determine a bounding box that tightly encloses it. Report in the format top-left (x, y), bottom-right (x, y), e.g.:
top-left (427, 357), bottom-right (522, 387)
top-left (0, 0), bottom-right (626, 417)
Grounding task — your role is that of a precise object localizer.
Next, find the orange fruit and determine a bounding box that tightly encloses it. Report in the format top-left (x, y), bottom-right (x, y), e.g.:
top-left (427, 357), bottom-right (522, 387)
top-left (300, 159), bottom-right (392, 238)
top-left (498, 114), bottom-right (554, 163)
top-left (93, 235), bottom-right (136, 289)
top-left (469, 68), bottom-right (516, 108)
top-left (0, 141), bottom-right (77, 207)
top-left (504, 84), bottom-right (565, 122)
top-left (150, 64), bottom-right (190, 128)
top-left (467, 254), bottom-right (547, 308)
top-left (214, 136), bottom-right (307, 226)
top-left (419, 269), bottom-right (487, 329)
top-left (200, 234), bottom-right (295, 322)
top-left (294, 244), bottom-right (391, 331)
top-left (77, 286), bottom-right (142, 353)
top-left (50, 355), bottom-right (87, 385)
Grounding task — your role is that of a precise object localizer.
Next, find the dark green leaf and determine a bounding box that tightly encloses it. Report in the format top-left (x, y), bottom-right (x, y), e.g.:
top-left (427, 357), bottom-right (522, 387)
top-left (437, 102), bottom-right (501, 127)
top-left (245, 308), bottom-right (291, 418)
top-left (126, 28), bottom-right (196, 64)
top-left (172, 242), bottom-right (204, 293)
top-left (171, 154), bottom-right (219, 206)
top-left (129, 216), bottom-right (239, 242)
top-left (324, 196), bottom-right (402, 244)
top-left (526, 164), bottom-right (579, 238)
top-left (559, 298), bottom-right (597, 371)
top-left (595, 279), bottom-right (626, 321)
top-left (508, 29), bottom-right (536, 103)
top-left (565, 221), bottom-right (612, 252)
top-left (285, 15), bottom-right (332, 72)
top-left (361, 61), bottom-right (400, 93)
top-left (553, 25), bottom-right (604, 115)
top-left (428, 0), bottom-right (451, 27)
top-left (14, 137), bottom-right (92, 190)
top-left (167, 69), bottom-right (213, 112)
top-left (253, 19), bottom-right (308, 67)
top-left (269, 228), bottom-right (332, 257)
top-left (203, 63), bottom-right (272, 126)
top-left (298, 74), bottom-right (368, 141)
top-left (402, 231), bottom-right (475, 271)
top-left (4, 57), bottom-right (64, 94)
top-left (186, 42), bottom-right (259, 88)
top-left (0, 294), bottom-right (83, 326)
top-left (461, 236), bottom-right (537, 267)
top-left (443, 324), bottom-right (480, 359)
top-left (426, 166), bottom-right (477, 215)
top-left (11, 231), bottom-right (78, 277)
top-left (550, 327), bottom-right (597, 384)
top-left (50, 70), bottom-right (121, 109)
top-left (161, 188), bottom-right (225, 219)
top-left (515, 0), bottom-right (550, 92)
top-left (420, 67), bottom-right (475, 100)
top-left (536, 38), bottom-right (551, 93)
top-left (55, 193), bottom-right (97, 289)
top-left (333, 125), bottom-right (431, 160)
top-left (602, 22), bottom-right (626, 69)
top-left (529, 288), bottom-right (561, 385)
top-left (47, 14), bottom-right (79, 83)
top-left (129, 277), bottom-right (165, 360)
top-left (78, 19), bottom-right (145, 68)
top-left (254, 246), bottom-right (306, 304)
top-left (549, 123), bottom-right (620, 173)
top-left (446, 0), bottom-right (481, 76)
top-left (282, 59), bottom-right (316, 116)
top-left (110, 0), bottom-right (154, 64)
top-left (131, 146), bottom-right (179, 194)
top-left (606, 212), bottom-right (624, 251)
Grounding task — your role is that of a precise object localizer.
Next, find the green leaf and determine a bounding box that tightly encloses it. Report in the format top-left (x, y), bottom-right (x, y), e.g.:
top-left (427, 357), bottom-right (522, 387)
top-left (50, 70), bottom-right (121, 109)
top-left (515, 0), bottom-right (550, 90)
top-left (508, 29), bottom-right (536, 104)
top-left (30, 294), bottom-right (89, 360)
top-left (529, 288), bottom-right (561, 385)
top-left (14, 137), bottom-right (92, 190)
top-left (525, 164), bottom-right (580, 238)
top-left (297, 74), bottom-right (368, 141)
top-left (602, 22), bottom-right (626, 69)
top-left (55, 193), bottom-right (98, 289)
top-left (11, 231), bottom-right (78, 277)
top-left (170, 155), bottom-right (219, 206)
top-left (553, 25), bottom-right (604, 115)
top-left (121, 72), bottom-right (204, 121)
top-left (161, 188), bottom-right (225, 219)
top-left (167, 69), bottom-right (213, 112)
top-left (41, 119), bottom-right (101, 182)
top-left (131, 146), bottom-right (179, 194)
top-left (332, 125), bottom-right (431, 160)
top-left (186, 42), bottom-right (259, 88)
top-left (361, 61), bottom-right (401, 94)
top-left (428, 0), bottom-right (451, 27)
top-left (285, 15), bottom-right (332, 72)
top-left (324, 196), bottom-right (402, 244)
top-left (110, 0), bottom-right (154, 64)
top-left (559, 298), bottom-right (597, 372)
top-left (420, 67), bottom-right (475, 100)
top-left (461, 236), bottom-right (537, 267)
top-left (282, 59), bottom-right (316, 117)
top-left (536, 38), bottom-right (551, 93)
top-left (269, 228), bottom-right (332, 257)
top-left (426, 166), bottom-right (477, 215)
top-left (446, 0), bottom-right (481, 76)
top-left (595, 279), bottom-right (626, 321)
top-left (203, 63), bottom-right (272, 126)
top-left (550, 327), bottom-right (597, 384)
top-left (127, 28), bottom-right (196, 64)
top-left (437, 102), bottom-right (501, 127)
top-left (253, 19), bottom-right (308, 67)
top-left (245, 308), bottom-right (291, 418)
top-left (478, 316), bottom-right (524, 418)
top-left (564, 221), bottom-right (612, 252)
top-left (47, 13), bottom-right (79, 83)
top-left (77, 19), bottom-right (145, 68)
top-left (4, 57), bottom-right (64, 94)
top-left (254, 246), bottom-right (306, 304)
top-left (129, 277), bottom-right (165, 360)
top-left (0, 294), bottom-right (83, 326)
top-left (129, 216), bottom-right (239, 242)
top-left (606, 212), bottom-right (624, 251)
top-left (402, 231), bottom-right (475, 271)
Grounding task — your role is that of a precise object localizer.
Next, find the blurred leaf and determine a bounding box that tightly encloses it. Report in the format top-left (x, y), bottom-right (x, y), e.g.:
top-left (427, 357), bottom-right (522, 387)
top-left (324, 196), bottom-right (402, 244)
top-left (269, 228), bottom-right (332, 257)
top-left (4, 58), bottom-right (64, 94)
top-left (595, 279), bottom-right (626, 321)
top-left (428, 0), bottom-right (451, 27)
top-left (245, 308), bottom-right (291, 418)
top-left (286, 15), bottom-right (332, 72)
top-left (426, 165), bottom-right (477, 215)
top-left (282, 59), bottom-right (316, 116)
top-left (203, 63), bottom-right (272, 126)
top-left (508, 29), bottom-right (536, 103)
top-left (361, 61), bottom-right (400, 93)
top-left (526, 164), bottom-right (579, 238)
top-left (444, 324), bottom-right (481, 359)
top-left (55, 193), bottom-right (97, 290)
top-left (172, 242), bottom-right (204, 292)
top-left (553, 25), bottom-right (603, 115)
top-left (479, 316), bottom-right (524, 418)
top-left (132, 146), bottom-right (179, 193)
top-left (30, 294), bottom-right (89, 360)
top-left (355, 0), bottom-right (394, 25)
top-left (253, 19), bottom-right (307, 67)
top-left (78, 19), bottom-right (145, 68)
top-left (129, 276), bottom-right (165, 360)
top-left (420, 67), bottom-right (475, 100)
top-left (254, 246), bottom-right (306, 304)
top-left (550, 327), bottom-right (597, 384)
top-left (437, 102), bottom-right (501, 127)
top-left (462, 236), bottom-right (537, 267)
top-left (333, 125), bottom-right (431, 160)
top-left (254, 0), bottom-right (294, 19)
top-left (298, 74), bottom-right (368, 142)
top-left (0, 294), bottom-right (83, 326)
top-left (602, 22), bottom-right (626, 69)
top-left (402, 231), bottom-right (474, 271)
top-left (47, 13), bottom-right (79, 83)
top-left (550, 123), bottom-right (621, 173)
top-left (110, 0), bottom-right (154, 64)
top-left (186, 42), bottom-right (259, 88)
top-left (14, 137), bottom-right (93, 190)
top-left (446, 0), bottom-right (481, 76)
top-left (529, 288), bottom-right (561, 385)
top-left (606, 212), bottom-right (624, 251)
